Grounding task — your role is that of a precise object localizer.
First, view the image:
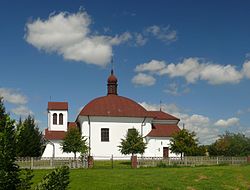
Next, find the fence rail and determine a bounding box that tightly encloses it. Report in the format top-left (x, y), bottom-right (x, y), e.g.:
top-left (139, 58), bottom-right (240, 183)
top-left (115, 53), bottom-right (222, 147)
top-left (138, 156), bottom-right (248, 167)
top-left (16, 157), bottom-right (87, 169)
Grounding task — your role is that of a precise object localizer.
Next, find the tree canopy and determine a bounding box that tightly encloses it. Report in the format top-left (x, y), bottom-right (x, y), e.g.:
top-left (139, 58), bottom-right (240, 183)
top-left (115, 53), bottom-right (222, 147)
top-left (208, 131), bottom-right (250, 156)
top-left (170, 129), bottom-right (204, 158)
top-left (16, 115), bottom-right (44, 157)
top-left (61, 127), bottom-right (88, 160)
top-left (118, 128), bottom-right (147, 156)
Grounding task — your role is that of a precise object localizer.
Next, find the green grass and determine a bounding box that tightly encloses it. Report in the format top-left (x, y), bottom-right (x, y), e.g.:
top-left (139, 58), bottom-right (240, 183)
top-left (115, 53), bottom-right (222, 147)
top-left (31, 165), bottom-right (250, 190)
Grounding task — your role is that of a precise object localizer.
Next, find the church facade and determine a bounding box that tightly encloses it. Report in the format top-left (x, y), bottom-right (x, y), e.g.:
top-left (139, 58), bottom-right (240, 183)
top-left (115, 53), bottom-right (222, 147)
top-left (42, 70), bottom-right (181, 159)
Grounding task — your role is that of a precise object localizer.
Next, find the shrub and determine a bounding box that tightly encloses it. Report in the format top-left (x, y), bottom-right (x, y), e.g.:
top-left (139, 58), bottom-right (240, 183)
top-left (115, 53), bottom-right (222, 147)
top-left (35, 166), bottom-right (70, 190)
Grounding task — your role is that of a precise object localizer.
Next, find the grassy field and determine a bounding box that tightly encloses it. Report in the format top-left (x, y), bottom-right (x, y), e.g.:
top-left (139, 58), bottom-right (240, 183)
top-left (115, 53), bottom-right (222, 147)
top-left (31, 164), bottom-right (250, 190)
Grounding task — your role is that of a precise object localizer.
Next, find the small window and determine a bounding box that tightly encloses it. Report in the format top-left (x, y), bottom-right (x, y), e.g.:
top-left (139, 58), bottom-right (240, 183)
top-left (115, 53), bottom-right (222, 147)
top-left (101, 128), bottom-right (109, 142)
top-left (59, 113), bottom-right (63, 125)
top-left (53, 113), bottom-right (57, 125)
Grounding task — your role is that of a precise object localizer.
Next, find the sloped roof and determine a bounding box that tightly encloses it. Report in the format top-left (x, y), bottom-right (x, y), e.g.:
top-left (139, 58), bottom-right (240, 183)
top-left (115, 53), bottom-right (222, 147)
top-left (67, 122), bottom-right (77, 129)
top-left (48, 102), bottom-right (68, 110)
top-left (79, 94), bottom-right (152, 118)
top-left (147, 124), bottom-right (180, 137)
top-left (148, 111), bottom-right (179, 120)
top-left (44, 128), bottom-right (66, 140)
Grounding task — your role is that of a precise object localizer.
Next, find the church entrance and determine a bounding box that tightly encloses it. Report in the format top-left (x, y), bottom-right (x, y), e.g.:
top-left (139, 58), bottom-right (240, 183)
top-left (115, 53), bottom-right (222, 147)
top-left (163, 147), bottom-right (169, 158)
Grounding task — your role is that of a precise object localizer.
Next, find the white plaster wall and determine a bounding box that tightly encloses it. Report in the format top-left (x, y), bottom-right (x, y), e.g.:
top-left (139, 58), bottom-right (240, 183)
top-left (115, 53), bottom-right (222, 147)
top-left (144, 137), bottom-right (180, 158)
top-left (48, 110), bottom-right (68, 131)
top-left (78, 116), bottom-right (152, 159)
top-left (42, 140), bottom-right (80, 158)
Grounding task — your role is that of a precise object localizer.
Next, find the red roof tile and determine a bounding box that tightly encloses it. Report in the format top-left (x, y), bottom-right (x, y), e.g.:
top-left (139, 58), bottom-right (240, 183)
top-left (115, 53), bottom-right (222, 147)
top-left (44, 128), bottom-right (66, 140)
top-left (148, 111), bottom-right (179, 120)
top-left (48, 102), bottom-right (68, 110)
top-left (67, 122), bottom-right (77, 129)
top-left (79, 95), bottom-right (152, 118)
top-left (147, 124), bottom-right (180, 137)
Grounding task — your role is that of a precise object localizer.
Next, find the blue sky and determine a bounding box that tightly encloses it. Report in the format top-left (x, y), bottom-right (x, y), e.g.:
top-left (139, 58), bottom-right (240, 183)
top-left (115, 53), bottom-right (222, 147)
top-left (1, 0), bottom-right (250, 144)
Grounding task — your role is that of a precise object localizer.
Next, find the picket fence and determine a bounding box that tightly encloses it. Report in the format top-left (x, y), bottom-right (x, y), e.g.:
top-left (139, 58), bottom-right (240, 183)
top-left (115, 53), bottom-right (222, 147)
top-left (16, 157), bottom-right (87, 169)
top-left (137, 156), bottom-right (248, 167)
top-left (16, 156), bottom-right (248, 169)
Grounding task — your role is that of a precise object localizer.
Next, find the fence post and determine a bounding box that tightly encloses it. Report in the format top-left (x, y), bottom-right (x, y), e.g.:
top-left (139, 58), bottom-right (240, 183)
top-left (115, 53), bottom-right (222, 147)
top-left (247, 156), bottom-right (250, 163)
top-left (88, 156), bottom-right (94, 168)
top-left (30, 157), bottom-right (34, 169)
top-left (111, 155), bottom-right (114, 169)
top-left (50, 157), bottom-right (53, 168)
top-left (216, 157), bottom-right (219, 165)
top-left (131, 155), bottom-right (137, 168)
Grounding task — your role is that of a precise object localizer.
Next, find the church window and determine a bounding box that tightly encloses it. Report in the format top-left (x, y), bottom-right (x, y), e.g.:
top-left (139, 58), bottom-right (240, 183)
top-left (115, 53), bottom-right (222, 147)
top-left (53, 113), bottom-right (57, 125)
top-left (59, 113), bottom-right (63, 125)
top-left (101, 128), bottom-right (109, 142)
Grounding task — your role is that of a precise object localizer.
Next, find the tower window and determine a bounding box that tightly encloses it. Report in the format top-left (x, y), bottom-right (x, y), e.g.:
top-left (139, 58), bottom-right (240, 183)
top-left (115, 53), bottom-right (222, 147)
top-left (101, 128), bottom-right (109, 142)
top-left (59, 113), bottom-right (63, 125)
top-left (53, 113), bottom-right (57, 125)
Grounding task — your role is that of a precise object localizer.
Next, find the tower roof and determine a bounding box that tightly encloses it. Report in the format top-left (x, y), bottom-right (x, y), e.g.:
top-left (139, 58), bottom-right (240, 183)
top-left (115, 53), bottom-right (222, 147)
top-left (48, 102), bottom-right (68, 110)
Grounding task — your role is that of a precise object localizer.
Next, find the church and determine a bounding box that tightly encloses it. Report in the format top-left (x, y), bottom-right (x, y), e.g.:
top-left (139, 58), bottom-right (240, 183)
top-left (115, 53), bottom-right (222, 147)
top-left (42, 70), bottom-right (181, 159)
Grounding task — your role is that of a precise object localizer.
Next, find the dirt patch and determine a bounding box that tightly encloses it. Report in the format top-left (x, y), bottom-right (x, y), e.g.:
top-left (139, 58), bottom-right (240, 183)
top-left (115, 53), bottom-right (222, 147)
top-left (194, 175), bottom-right (209, 182)
top-left (187, 186), bottom-right (196, 190)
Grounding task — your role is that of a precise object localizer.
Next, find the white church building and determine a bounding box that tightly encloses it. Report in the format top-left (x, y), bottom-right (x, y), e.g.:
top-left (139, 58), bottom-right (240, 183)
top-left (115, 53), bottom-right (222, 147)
top-left (42, 70), bottom-right (181, 159)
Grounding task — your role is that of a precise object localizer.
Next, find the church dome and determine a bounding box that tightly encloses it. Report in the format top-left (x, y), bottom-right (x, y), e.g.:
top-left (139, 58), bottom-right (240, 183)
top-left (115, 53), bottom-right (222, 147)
top-left (79, 95), bottom-right (150, 118)
top-left (79, 70), bottom-right (152, 118)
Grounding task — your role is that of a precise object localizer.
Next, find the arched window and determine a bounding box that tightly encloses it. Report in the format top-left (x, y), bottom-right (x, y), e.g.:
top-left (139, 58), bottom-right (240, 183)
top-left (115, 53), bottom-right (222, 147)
top-left (53, 113), bottom-right (57, 125)
top-left (59, 113), bottom-right (63, 125)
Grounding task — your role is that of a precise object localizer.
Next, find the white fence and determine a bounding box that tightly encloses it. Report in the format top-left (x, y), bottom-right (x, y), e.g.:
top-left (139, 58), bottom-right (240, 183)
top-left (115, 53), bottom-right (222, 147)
top-left (138, 156), bottom-right (248, 167)
top-left (16, 157), bottom-right (87, 169)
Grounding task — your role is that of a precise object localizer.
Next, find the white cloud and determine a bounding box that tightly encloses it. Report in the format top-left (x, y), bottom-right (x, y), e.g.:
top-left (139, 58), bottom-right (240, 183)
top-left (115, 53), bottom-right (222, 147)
top-left (146, 25), bottom-right (177, 43)
top-left (242, 61), bottom-right (250, 78)
top-left (135, 60), bottom-right (166, 73)
top-left (0, 88), bottom-right (27, 105)
top-left (134, 33), bottom-right (147, 46)
top-left (164, 83), bottom-right (190, 96)
top-left (134, 57), bottom-right (246, 85)
top-left (25, 11), bottom-right (131, 66)
top-left (214, 117), bottom-right (239, 128)
top-left (140, 102), bottom-right (219, 144)
top-left (131, 73), bottom-right (156, 86)
top-left (11, 106), bottom-right (33, 117)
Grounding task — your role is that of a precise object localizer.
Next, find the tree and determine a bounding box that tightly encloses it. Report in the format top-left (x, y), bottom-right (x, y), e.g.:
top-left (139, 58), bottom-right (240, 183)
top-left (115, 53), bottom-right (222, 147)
top-left (170, 129), bottom-right (199, 158)
top-left (118, 128), bottom-right (147, 157)
top-left (208, 131), bottom-right (250, 156)
top-left (61, 127), bottom-right (88, 160)
top-left (16, 115), bottom-right (44, 157)
top-left (0, 98), bottom-right (33, 190)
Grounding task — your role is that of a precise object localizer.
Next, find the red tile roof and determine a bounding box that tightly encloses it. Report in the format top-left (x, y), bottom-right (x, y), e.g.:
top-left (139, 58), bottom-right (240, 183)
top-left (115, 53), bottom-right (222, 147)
top-left (148, 111), bottom-right (179, 120)
top-left (147, 124), bottom-right (180, 137)
top-left (48, 102), bottom-right (68, 110)
top-left (79, 95), bottom-right (152, 118)
top-left (44, 128), bottom-right (66, 140)
top-left (67, 122), bottom-right (77, 129)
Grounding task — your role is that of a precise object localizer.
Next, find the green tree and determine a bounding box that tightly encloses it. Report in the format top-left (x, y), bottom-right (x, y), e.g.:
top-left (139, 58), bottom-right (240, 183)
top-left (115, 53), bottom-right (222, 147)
top-left (61, 127), bottom-right (88, 160)
top-left (0, 98), bottom-right (33, 190)
top-left (118, 128), bottom-right (147, 157)
top-left (170, 129), bottom-right (199, 158)
top-left (35, 166), bottom-right (70, 190)
top-left (16, 115), bottom-right (44, 157)
top-left (208, 131), bottom-right (250, 156)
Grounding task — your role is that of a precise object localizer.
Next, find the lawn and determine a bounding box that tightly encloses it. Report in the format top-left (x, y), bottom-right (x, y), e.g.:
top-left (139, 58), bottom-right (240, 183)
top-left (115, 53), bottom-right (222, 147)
top-left (32, 164), bottom-right (250, 190)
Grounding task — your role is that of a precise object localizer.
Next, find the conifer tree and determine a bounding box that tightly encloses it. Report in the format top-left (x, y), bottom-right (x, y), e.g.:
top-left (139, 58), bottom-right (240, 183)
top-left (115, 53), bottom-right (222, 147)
top-left (0, 98), bottom-right (20, 189)
top-left (16, 115), bottom-right (44, 157)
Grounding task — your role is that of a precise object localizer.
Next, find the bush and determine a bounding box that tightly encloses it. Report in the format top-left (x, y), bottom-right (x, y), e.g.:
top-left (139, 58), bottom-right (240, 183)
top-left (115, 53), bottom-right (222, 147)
top-left (35, 166), bottom-right (70, 190)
